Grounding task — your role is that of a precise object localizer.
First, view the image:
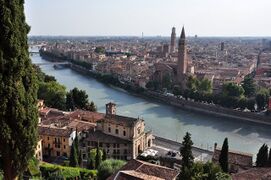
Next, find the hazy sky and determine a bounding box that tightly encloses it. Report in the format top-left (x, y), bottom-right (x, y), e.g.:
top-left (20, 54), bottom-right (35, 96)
top-left (25, 0), bottom-right (271, 37)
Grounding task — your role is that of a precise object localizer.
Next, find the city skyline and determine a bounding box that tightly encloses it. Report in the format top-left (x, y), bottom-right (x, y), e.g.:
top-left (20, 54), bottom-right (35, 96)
top-left (25, 0), bottom-right (271, 37)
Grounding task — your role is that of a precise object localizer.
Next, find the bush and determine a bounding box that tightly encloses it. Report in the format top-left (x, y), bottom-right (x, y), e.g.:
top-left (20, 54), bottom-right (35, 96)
top-left (40, 163), bottom-right (97, 179)
top-left (97, 159), bottom-right (126, 180)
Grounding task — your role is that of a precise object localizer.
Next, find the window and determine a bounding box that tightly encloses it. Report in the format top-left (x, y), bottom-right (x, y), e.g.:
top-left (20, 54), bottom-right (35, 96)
top-left (115, 129), bottom-right (119, 135)
top-left (108, 127), bottom-right (111, 133)
top-left (117, 150), bottom-right (120, 154)
top-left (63, 138), bottom-right (65, 142)
top-left (124, 143), bottom-right (127, 146)
top-left (123, 131), bottom-right (126, 136)
top-left (88, 141), bottom-right (90, 146)
top-left (47, 137), bottom-right (49, 140)
top-left (64, 145), bottom-right (66, 149)
top-left (107, 143), bottom-right (110, 148)
top-left (57, 151), bottom-right (60, 156)
top-left (117, 144), bottom-right (120, 148)
top-left (83, 154), bottom-right (86, 159)
top-left (113, 144), bottom-right (116, 148)
top-left (137, 128), bottom-right (141, 135)
top-left (113, 150), bottom-right (116, 154)
top-left (124, 149), bottom-right (127, 154)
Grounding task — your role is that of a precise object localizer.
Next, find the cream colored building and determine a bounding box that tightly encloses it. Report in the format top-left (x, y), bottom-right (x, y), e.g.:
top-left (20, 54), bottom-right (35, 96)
top-left (34, 139), bottom-right (43, 161)
top-left (81, 102), bottom-right (153, 161)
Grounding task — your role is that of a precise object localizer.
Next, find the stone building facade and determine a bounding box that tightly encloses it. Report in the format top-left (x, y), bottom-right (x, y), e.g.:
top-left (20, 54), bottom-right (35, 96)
top-left (80, 102), bottom-right (153, 161)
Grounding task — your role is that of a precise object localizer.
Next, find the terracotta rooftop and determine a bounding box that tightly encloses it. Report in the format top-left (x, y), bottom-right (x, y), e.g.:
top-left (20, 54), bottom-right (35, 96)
top-left (69, 110), bottom-right (104, 123)
top-left (212, 147), bottom-right (253, 170)
top-left (85, 130), bottom-right (130, 144)
top-left (107, 159), bottom-right (179, 180)
top-left (103, 114), bottom-right (141, 127)
top-left (38, 126), bottom-right (72, 137)
top-left (232, 167), bottom-right (271, 180)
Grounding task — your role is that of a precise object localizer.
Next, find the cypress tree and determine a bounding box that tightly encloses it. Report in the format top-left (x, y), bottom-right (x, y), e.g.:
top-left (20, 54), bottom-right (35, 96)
top-left (0, 0), bottom-right (38, 179)
top-left (179, 132), bottom-right (194, 179)
top-left (95, 143), bottom-right (101, 169)
top-left (219, 138), bottom-right (229, 173)
top-left (69, 142), bottom-right (79, 167)
top-left (268, 147), bottom-right (271, 167)
top-left (102, 149), bottom-right (107, 161)
top-left (256, 144), bottom-right (269, 167)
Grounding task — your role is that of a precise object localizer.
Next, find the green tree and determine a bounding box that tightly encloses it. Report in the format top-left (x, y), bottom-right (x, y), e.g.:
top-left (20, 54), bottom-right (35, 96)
top-left (85, 101), bottom-right (97, 112)
top-left (102, 149), bottom-right (107, 161)
top-left (94, 46), bottom-right (105, 54)
top-left (0, 0), bottom-right (39, 179)
top-left (190, 161), bottom-right (230, 180)
top-left (97, 159), bottom-right (126, 180)
top-left (180, 132), bottom-right (194, 180)
top-left (69, 142), bottom-right (79, 167)
top-left (87, 148), bottom-right (103, 169)
top-left (187, 76), bottom-right (199, 92)
top-left (198, 78), bottom-right (213, 95)
top-left (256, 144), bottom-right (269, 167)
top-left (219, 138), bottom-right (229, 173)
top-left (38, 81), bottom-right (66, 110)
top-left (256, 88), bottom-right (270, 110)
top-left (95, 144), bottom-right (102, 169)
top-left (222, 82), bottom-right (244, 98)
top-left (242, 76), bottom-right (256, 97)
top-left (66, 88), bottom-right (96, 111)
top-left (162, 73), bottom-right (172, 89)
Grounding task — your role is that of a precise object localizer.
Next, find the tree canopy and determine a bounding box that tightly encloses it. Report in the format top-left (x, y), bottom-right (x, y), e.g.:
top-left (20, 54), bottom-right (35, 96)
top-left (0, 0), bottom-right (38, 178)
top-left (219, 138), bottom-right (229, 173)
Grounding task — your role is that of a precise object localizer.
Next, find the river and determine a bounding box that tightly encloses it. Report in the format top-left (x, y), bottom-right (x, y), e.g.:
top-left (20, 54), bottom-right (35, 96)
top-left (32, 54), bottom-right (271, 157)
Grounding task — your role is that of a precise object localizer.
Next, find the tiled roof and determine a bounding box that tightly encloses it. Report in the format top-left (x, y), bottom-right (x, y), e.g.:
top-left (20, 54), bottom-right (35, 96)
top-left (108, 159), bottom-right (179, 180)
top-left (85, 130), bottom-right (131, 144)
top-left (232, 167), bottom-right (271, 180)
top-left (117, 170), bottom-right (164, 180)
top-left (212, 148), bottom-right (253, 169)
top-left (69, 110), bottom-right (104, 123)
top-left (103, 114), bottom-right (141, 127)
top-left (38, 126), bottom-right (72, 137)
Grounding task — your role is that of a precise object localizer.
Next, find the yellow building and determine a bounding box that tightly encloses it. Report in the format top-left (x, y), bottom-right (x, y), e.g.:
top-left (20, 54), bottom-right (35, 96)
top-left (38, 127), bottom-right (75, 158)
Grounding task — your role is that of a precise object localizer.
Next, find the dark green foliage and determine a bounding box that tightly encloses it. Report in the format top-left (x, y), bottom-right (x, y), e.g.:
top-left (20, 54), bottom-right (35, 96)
top-left (78, 150), bottom-right (83, 167)
top-left (256, 144), bottom-right (269, 167)
top-left (268, 148), bottom-right (271, 166)
top-left (66, 88), bottom-right (97, 111)
top-left (162, 73), bottom-right (172, 89)
top-left (95, 144), bottom-right (102, 169)
top-left (242, 76), bottom-right (256, 97)
top-left (87, 148), bottom-right (103, 169)
top-left (94, 46), bottom-right (105, 54)
top-left (190, 161), bottom-right (231, 180)
top-left (222, 82), bottom-right (244, 97)
top-left (102, 149), bottom-right (107, 161)
top-left (0, 0), bottom-right (38, 178)
top-left (40, 163), bottom-right (97, 179)
top-left (24, 157), bottom-right (41, 178)
top-left (219, 138), bottom-right (229, 173)
top-left (69, 142), bottom-right (79, 167)
top-left (97, 159), bottom-right (126, 180)
top-left (146, 80), bottom-right (159, 90)
top-left (256, 88), bottom-right (270, 110)
top-left (38, 81), bottom-right (66, 110)
top-left (179, 132), bottom-right (194, 179)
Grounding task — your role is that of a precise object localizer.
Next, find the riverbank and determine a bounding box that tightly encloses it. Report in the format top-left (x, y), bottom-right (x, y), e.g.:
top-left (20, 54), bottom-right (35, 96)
top-left (39, 51), bottom-right (271, 126)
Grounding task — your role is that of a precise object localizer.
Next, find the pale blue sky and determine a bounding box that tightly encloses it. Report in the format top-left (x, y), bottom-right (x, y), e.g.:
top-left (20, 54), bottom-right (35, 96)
top-left (25, 0), bottom-right (271, 37)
